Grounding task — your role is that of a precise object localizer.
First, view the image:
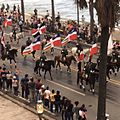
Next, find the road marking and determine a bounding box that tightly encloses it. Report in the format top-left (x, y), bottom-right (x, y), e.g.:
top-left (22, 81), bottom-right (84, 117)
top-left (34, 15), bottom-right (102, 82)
top-left (46, 79), bottom-right (85, 96)
top-left (108, 79), bottom-right (120, 86)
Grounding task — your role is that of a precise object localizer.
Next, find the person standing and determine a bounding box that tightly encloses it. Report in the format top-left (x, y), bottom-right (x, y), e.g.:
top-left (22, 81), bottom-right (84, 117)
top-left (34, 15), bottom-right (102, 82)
top-left (78, 104), bottom-right (87, 120)
top-left (43, 86), bottom-right (51, 108)
top-left (21, 74), bottom-right (29, 99)
top-left (28, 77), bottom-right (35, 102)
top-left (50, 89), bottom-right (56, 112)
top-left (12, 75), bottom-right (19, 96)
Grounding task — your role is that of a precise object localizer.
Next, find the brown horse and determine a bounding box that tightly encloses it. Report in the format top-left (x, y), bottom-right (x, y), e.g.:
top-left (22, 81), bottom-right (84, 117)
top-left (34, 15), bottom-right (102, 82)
top-left (54, 55), bottom-right (77, 72)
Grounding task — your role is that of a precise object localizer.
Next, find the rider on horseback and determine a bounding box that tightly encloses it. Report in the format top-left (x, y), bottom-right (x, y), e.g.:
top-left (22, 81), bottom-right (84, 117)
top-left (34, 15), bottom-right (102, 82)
top-left (5, 41), bottom-right (11, 55)
top-left (40, 52), bottom-right (47, 67)
top-left (61, 46), bottom-right (68, 61)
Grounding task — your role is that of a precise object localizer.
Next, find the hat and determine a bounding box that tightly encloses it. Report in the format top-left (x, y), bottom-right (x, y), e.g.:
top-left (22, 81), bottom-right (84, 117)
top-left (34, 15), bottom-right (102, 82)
top-left (13, 76), bottom-right (16, 79)
top-left (41, 85), bottom-right (45, 88)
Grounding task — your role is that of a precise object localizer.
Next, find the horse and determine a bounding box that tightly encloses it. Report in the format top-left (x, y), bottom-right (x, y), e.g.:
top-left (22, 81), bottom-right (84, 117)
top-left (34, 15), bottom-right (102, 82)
top-left (21, 44), bottom-right (36, 60)
top-left (34, 59), bottom-right (55, 80)
top-left (54, 55), bottom-right (77, 72)
top-left (79, 62), bottom-right (99, 94)
top-left (1, 48), bottom-right (18, 68)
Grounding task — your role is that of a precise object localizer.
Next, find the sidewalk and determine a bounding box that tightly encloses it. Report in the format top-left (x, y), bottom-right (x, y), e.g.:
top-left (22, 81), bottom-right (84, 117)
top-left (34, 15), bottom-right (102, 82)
top-left (0, 90), bottom-right (57, 120)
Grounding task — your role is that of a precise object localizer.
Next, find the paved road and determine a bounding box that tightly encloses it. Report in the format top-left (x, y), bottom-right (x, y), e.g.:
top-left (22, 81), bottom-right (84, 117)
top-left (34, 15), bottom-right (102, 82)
top-left (0, 96), bottom-right (40, 120)
top-left (1, 27), bottom-right (120, 120)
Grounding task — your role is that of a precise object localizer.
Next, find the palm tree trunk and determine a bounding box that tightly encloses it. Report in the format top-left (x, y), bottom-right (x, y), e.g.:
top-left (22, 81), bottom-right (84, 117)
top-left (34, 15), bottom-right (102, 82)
top-left (51, 0), bottom-right (55, 32)
top-left (21, 0), bottom-right (25, 23)
top-left (97, 25), bottom-right (110, 120)
top-left (89, 0), bottom-right (94, 42)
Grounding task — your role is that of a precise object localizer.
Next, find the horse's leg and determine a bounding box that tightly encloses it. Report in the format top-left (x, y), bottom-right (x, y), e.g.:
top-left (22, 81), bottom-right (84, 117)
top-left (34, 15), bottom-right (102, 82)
top-left (49, 70), bottom-right (53, 80)
top-left (38, 67), bottom-right (41, 76)
top-left (13, 58), bottom-right (17, 68)
top-left (58, 62), bottom-right (62, 71)
top-left (9, 59), bottom-right (12, 68)
top-left (44, 70), bottom-right (47, 79)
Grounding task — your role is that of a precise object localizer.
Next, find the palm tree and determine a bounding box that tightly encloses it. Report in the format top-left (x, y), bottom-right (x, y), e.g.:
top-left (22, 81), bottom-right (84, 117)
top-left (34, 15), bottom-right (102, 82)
top-left (89, 0), bottom-right (94, 41)
top-left (51, 0), bottom-right (55, 32)
top-left (21, 0), bottom-right (25, 23)
top-left (96, 0), bottom-right (119, 120)
top-left (75, 0), bottom-right (88, 25)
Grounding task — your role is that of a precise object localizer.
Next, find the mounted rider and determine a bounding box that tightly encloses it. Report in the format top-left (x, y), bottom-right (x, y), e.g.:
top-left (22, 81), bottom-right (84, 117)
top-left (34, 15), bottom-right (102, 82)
top-left (61, 46), bottom-right (68, 61)
top-left (40, 52), bottom-right (47, 67)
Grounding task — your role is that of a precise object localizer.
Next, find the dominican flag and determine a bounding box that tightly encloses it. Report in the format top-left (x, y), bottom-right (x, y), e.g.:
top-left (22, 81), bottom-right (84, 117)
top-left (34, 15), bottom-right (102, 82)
top-left (22, 45), bottom-right (33, 55)
top-left (43, 42), bottom-right (52, 51)
top-left (31, 37), bottom-right (41, 51)
top-left (90, 43), bottom-right (98, 56)
top-left (39, 26), bottom-right (46, 34)
top-left (3, 19), bottom-right (12, 27)
top-left (61, 37), bottom-right (69, 46)
top-left (32, 29), bottom-right (40, 38)
top-left (50, 34), bottom-right (62, 47)
top-left (78, 51), bottom-right (85, 61)
top-left (67, 29), bottom-right (77, 41)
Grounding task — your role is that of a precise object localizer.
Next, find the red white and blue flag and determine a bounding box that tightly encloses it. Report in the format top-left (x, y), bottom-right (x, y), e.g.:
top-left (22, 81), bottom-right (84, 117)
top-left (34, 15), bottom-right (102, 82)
top-left (67, 28), bottom-right (77, 41)
top-left (78, 51), bottom-right (85, 61)
top-left (3, 19), bottom-right (12, 27)
top-left (32, 29), bottom-right (40, 38)
top-left (50, 34), bottom-right (62, 47)
top-left (90, 43), bottom-right (98, 56)
top-left (43, 42), bottom-right (52, 51)
top-left (22, 45), bottom-right (33, 55)
top-left (31, 36), bottom-right (41, 51)
top-left (39, 26), bottom-right (46, 34)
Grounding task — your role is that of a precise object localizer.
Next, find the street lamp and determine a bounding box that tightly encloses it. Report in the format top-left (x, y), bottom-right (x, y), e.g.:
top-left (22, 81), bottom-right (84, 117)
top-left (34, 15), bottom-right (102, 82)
top-left (51, 0), bottom-right (55, 32)
top-left (21, 0), bottom-right (25, 23)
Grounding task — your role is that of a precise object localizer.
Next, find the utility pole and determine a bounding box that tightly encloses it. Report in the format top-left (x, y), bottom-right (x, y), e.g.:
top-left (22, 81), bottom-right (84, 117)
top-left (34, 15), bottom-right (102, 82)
top-left (51, 0), bottom-right (55, 32)
top-left (21, 0), bottom-right (25, 23)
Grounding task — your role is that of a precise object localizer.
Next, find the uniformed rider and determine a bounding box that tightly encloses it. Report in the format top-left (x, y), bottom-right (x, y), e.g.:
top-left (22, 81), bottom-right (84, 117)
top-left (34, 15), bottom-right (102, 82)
top-left (40, 52), bottom-right (47, 67)
top-left (61, 46), bottom-right (68, 61)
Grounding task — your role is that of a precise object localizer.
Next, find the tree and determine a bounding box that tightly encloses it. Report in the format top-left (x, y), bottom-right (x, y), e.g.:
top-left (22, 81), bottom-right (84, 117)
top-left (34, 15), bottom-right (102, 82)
top-left (21, 0), bottom-right (25, 23)
top-left (74, 0), bottom-right (88, 26)
top-left (96, 0), bottom-right (120, 120)
top-left (51, 0), bottom-right (55, 32)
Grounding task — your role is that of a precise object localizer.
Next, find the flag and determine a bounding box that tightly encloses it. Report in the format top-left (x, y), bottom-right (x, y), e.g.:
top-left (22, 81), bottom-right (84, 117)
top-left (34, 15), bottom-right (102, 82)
top-left (68, 31), bottom-right (77, 41)
top-left (50, 34), bottom-right (62, 47)
top-left (78, 51), bottom-right (85, 61)
top-left (107, 34), bottom-right (113, 55)
top-left (31, 37), bottom-right (41, 51)
top-left (3, 19), bottom-right (12, 27)
top-left (22, 45), bottom-right (33, 55)
top-left (32, 29), bottom-right (40, 38)
top-left (61, 37), bottom-right (69, 46)
top-left (39, 26), bottom-right (46, 34)
top-left (43, 42), bottom-right (52, 51)
top-left (90, 43), bottom-right (98, 56)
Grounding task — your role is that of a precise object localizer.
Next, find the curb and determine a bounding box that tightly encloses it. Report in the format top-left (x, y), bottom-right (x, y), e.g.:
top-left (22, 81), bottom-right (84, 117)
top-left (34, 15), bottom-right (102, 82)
top-left (0, 90), bottom-right (57, 120)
